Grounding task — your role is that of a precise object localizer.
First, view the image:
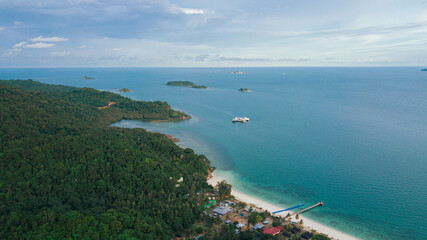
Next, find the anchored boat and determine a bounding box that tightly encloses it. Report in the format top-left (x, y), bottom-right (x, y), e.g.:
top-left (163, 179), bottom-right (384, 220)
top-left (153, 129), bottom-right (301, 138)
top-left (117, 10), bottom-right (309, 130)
top-left (232, 117), bottom-right (250, 123)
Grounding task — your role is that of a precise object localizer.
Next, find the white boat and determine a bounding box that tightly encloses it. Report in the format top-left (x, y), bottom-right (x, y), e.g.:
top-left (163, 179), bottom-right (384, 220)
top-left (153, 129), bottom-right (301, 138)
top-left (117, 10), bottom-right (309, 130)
top-left (232, 117), bottom-right (250, 123)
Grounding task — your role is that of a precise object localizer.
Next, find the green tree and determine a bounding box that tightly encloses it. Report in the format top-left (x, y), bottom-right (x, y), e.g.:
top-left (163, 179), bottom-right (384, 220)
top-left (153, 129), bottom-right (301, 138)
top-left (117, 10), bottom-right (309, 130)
top-left (248, 212), bottom-right (263, 225)
top-left (312, 235), bottom-right (331, 240)
top-left (216, 180), bottom-right (232, 201)
top-left (0, 80), bottom-right (211, 239)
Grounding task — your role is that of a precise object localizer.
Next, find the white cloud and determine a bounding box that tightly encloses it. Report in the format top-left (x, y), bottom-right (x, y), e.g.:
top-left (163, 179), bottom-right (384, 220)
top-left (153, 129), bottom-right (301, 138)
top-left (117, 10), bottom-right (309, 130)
top-left (8, 49), bottom-right (22, 52)
top-left (51, 51), bottom-right (71, 56)
top-left (31, 35), bottom-right (68, 42)
top-left (13, 41), bottom-right (27, 48)
top-left (156, 1), bottom-right (206, 15)
top-left (24, 42), bottom-right (55, 48)
top-left (2, 0), bottom-right (96, 7)
top-left (112, 48), bottom-right (122, 51)
top-left (2, 51), bottom-right (20, 57)
top-left (180, 8), bottom-right (205, 15)
top-left (80, 45), bottom-right (87, 48)
top-left (0, 27), bottom-right (3, 31)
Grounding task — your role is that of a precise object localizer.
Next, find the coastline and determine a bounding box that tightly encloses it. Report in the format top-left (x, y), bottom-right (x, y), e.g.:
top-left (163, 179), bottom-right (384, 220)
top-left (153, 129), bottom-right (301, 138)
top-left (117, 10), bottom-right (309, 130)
top-left (208, 172), bottom-right (360, 240)
top-left (115, 119), bottom-right (361, 240)
top-left (165, 134), bottom-right (180, 142)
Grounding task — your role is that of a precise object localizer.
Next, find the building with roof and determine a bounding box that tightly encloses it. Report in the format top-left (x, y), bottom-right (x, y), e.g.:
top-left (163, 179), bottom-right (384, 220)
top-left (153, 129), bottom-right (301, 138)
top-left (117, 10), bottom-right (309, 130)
top-left (262, 226), bottom-right (284, 236)
top-left (253, 223), bottom-right (264, 230)
top-left (236, 223), bottom-right (245, 228)
top-left (205, 199), bottom-right (217, 208)
top-left (212, 206), bottom-right (233, 216)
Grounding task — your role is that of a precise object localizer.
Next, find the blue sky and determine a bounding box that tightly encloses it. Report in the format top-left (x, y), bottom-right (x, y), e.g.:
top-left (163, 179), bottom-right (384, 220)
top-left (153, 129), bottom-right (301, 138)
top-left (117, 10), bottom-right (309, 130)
top-left (1, 0), bottom-right (427, 67)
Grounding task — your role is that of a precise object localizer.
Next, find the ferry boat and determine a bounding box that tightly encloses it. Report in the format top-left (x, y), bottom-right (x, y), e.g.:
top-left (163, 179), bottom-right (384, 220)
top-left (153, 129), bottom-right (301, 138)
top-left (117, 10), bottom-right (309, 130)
top-left (232, 117), bottom-right (250, 123)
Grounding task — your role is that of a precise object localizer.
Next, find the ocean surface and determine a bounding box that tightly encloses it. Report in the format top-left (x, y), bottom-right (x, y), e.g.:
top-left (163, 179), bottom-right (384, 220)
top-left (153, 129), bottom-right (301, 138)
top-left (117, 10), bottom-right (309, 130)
top-left (1, 67), bottom-right (426, 240)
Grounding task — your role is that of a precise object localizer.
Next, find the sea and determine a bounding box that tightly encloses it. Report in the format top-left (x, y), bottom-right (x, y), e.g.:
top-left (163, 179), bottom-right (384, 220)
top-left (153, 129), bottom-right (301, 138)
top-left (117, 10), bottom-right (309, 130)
top-left (1, 67), bottom-right (426, 240)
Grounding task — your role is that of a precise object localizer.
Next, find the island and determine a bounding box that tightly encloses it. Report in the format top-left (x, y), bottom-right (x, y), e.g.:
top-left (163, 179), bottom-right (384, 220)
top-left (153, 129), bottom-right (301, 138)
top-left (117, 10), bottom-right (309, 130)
top-left (0, 79), bottom-right (336, 240)
top-left (166, 81), bottom-right (208, 89)
top-left (82, 76), bottom-right (96, 80)
top-left (421, 69), bottom-right (427, 71)
top-left (231, 71), bottom-right (243, 74)
top-left (119, 88), bottom-right (130, 92)
top-left (238, 88), bottom-right (250, 92)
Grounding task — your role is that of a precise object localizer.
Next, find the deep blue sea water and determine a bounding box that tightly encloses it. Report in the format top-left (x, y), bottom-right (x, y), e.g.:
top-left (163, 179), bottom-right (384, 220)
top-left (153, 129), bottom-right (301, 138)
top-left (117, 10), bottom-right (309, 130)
top-left (1, 67), bottom-right (426, 240)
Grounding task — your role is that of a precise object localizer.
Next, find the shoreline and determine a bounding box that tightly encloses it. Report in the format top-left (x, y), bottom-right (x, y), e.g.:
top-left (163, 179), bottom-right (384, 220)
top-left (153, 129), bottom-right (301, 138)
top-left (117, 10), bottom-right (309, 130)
top-left (115, 119), bottom-right (360, 240)
top-left (165, 134), bottom-right (180, 142)
top-left (207, 172), bottom-right (360, 240)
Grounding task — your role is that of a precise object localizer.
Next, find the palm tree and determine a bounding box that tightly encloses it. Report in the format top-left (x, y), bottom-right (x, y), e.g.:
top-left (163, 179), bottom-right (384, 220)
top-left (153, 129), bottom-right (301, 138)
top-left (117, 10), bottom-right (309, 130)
top-left (215, 180), bottom-right (232, 201)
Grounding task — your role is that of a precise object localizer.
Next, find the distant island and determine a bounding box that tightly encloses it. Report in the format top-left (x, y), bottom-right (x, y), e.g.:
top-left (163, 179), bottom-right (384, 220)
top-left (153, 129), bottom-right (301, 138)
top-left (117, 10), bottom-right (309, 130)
top-left (166, 81), bottom-right (207, 89)
top-left (231, 71), bottom-right (243, 74)
top-left (119, 88), bottom-right (130, 92)
top-left (421, 69), bottom-right (427, 71)
top-left (238, 88), bottom-right (250, 92)
top-left (82, 76), bottom-right (96, 80)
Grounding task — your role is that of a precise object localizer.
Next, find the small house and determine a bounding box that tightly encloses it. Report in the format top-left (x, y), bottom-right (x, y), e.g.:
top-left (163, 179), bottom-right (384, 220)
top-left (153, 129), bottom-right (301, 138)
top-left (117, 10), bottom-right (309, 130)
top-left (212, 206), bottom-right (233, 216)
top-left (253, 223), bottom-right (264, 230)
top-left (262, 226), bottom-right (284, 236)
top-left (236, 223), bottom-right (245, 228)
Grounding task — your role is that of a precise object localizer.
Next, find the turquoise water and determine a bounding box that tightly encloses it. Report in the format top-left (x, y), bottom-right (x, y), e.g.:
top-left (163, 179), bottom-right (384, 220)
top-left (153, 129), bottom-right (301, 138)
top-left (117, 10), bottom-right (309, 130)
top-left (1, 67), bottom-right (426, 239)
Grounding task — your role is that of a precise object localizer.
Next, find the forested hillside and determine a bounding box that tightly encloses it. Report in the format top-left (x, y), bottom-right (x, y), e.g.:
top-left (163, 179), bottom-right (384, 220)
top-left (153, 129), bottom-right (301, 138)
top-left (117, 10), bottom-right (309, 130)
top-left (0, 79), bottom-right (190, 123)
top-left (0, 80), bottom-right (210, 239)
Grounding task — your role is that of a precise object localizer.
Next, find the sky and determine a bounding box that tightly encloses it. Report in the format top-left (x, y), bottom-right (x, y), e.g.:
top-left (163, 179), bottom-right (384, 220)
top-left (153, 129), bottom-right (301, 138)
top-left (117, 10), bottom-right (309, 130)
top-left (1, 0), bottom-right (427, 67)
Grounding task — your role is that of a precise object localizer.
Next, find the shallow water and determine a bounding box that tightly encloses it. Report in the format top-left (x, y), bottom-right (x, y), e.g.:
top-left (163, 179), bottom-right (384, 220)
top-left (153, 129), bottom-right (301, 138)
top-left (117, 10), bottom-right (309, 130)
top-left (2, 67), bottom-right (427, 240)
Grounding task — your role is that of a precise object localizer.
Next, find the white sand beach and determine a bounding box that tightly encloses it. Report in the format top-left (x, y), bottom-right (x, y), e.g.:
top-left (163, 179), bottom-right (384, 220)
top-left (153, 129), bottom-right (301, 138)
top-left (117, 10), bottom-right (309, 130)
top-left (207, 172), bottom-right (360, 240)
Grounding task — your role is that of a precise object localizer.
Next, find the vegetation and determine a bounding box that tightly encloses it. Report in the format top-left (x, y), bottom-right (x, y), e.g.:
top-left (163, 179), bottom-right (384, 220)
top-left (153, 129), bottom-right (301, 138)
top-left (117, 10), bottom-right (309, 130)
top-left (119, 88), bottom-right (130, 92)
top-left (247, 211), bottom-right (267, 225)
top-left (166, 81), bottom-right (207, 89)
top-left (215, 180), bottom-right (232, 201)
top-left (82, 76), bottom-right (96, 80)
top-left (1, 79), bottom-right (189, 122)
top-left (0, 80), bottom-right (209, 239)
top-left (312, 234), bottom-right (331, 240)
top-left (238, 88), bottom-right (250, 92)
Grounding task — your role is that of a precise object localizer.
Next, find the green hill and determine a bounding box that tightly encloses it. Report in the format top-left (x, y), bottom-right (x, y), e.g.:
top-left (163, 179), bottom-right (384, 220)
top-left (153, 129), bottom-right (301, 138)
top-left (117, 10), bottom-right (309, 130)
top-left (0, 80), bottom-right (210, 239)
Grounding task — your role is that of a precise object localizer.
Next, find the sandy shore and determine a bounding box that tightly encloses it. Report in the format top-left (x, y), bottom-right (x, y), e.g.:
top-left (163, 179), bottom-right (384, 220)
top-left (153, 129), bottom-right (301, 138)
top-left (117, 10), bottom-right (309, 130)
top-left (207, 172), bottom-right (360, 240)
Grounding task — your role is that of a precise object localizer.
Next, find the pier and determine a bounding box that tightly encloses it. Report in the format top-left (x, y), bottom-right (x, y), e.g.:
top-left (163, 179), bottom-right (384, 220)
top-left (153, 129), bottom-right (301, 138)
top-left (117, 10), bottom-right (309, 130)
top-left (272, 203), bottom-right (304, 214)
top-left (292, 201), bottom-right (324, 216)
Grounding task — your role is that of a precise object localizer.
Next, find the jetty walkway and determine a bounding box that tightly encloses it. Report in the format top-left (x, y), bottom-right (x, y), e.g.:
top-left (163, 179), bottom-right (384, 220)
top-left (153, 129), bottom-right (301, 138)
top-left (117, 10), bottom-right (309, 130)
top-left (292, 201), bottom-right (324, 216)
